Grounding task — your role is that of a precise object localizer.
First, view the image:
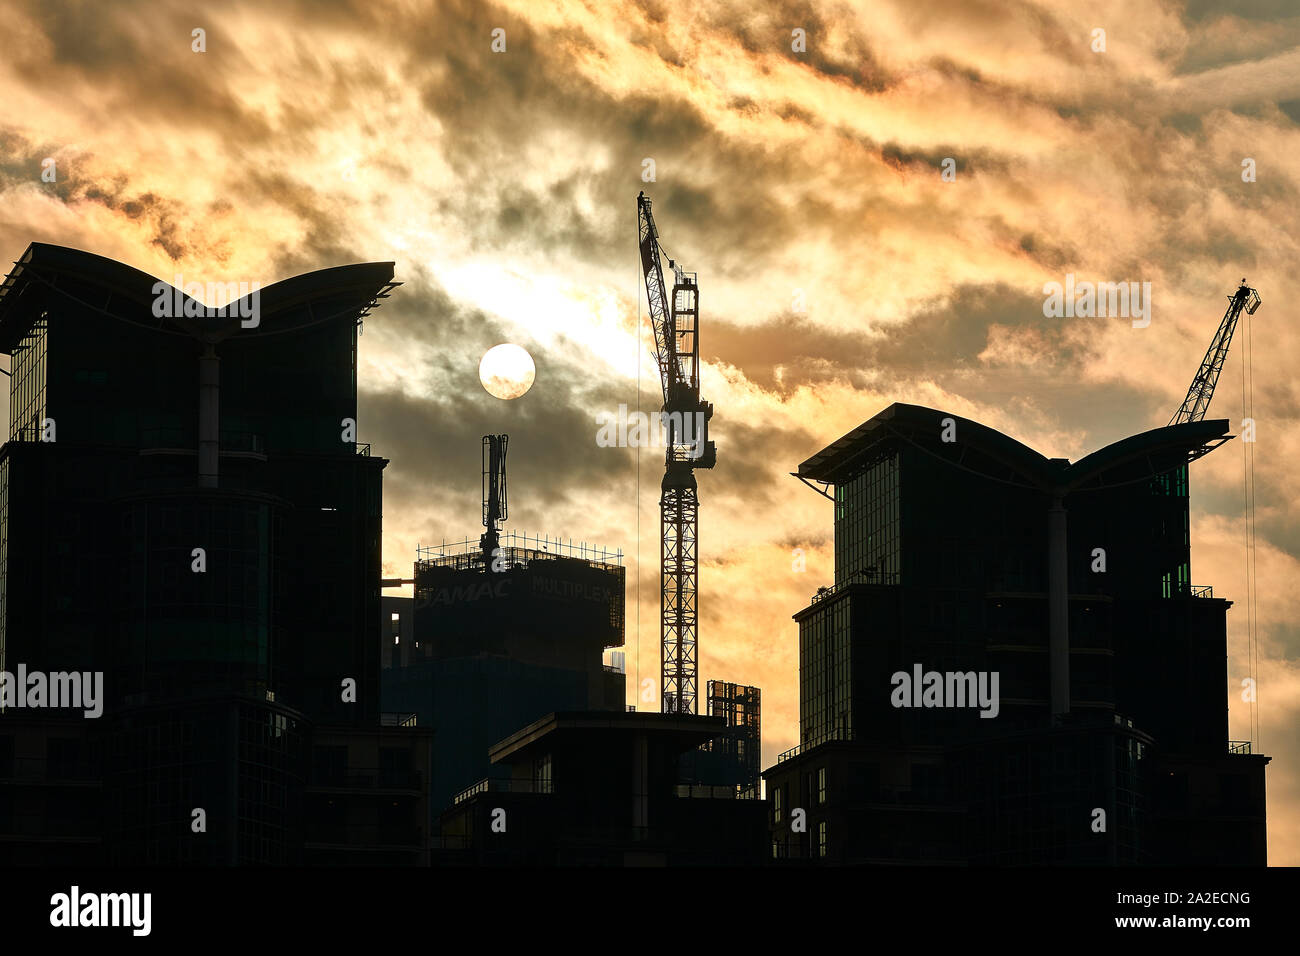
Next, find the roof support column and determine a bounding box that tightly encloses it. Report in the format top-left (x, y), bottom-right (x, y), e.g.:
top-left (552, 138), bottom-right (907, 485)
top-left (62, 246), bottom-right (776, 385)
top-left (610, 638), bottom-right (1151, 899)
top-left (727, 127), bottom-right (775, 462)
top-left (1048, 494), bottom-right (1069, 719)
top-left (199, 343), bottom-right (219, 489)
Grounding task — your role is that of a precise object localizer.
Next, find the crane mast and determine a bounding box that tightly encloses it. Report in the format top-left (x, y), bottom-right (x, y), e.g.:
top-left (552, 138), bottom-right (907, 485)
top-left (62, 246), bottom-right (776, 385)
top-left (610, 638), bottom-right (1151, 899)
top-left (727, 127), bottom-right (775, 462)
top-left (1170, 281), bottom-right (1261, 426)
top-left (637, 192), bottom-right (716, 715)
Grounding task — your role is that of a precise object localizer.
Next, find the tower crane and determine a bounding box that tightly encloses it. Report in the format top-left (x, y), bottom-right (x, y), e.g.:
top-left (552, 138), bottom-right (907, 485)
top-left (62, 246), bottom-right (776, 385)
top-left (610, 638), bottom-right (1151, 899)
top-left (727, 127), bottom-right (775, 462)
top-left (637, 191), bottom-right (716, 715)
top-left (1170, 281), bottom-right (1263, 749)
top-left (1170, 280), bottom-right (1261, 426)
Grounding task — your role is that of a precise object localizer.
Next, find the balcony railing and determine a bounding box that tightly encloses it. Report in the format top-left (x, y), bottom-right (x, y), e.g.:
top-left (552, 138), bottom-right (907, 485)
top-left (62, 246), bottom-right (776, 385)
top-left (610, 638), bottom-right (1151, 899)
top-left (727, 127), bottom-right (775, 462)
top-left (810, 585), bottom-right (836, 605)
top-left (674, 784), bottom-right (744, 799)
top-left (1228, 740), bottom-right (1252, 755)
top-left (811, 571), bottom-right (900, 604)
top-left (776, 726), bottom-right (853, 764)
top-left (452, 777), bottom-right (554, 804)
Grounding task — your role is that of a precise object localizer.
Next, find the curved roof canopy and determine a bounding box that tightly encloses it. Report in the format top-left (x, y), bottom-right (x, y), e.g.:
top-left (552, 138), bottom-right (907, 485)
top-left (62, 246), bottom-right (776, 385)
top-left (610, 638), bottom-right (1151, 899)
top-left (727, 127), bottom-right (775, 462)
top-left (0, 242), bottom-right (397, 351)
top-left (798, 402), bottom-right (1231, 495)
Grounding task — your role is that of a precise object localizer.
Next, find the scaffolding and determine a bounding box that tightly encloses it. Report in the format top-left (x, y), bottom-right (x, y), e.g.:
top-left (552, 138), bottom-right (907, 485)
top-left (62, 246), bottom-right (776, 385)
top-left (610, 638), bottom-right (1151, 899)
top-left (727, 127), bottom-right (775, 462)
top-left (704, 680), bottom-right (761, 798)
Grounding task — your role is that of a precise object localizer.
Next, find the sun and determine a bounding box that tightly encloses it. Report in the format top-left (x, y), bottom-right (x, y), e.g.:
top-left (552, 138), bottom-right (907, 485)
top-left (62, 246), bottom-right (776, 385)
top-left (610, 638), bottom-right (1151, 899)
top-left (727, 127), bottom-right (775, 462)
top-left (478, 343), bottom-right (536, 400)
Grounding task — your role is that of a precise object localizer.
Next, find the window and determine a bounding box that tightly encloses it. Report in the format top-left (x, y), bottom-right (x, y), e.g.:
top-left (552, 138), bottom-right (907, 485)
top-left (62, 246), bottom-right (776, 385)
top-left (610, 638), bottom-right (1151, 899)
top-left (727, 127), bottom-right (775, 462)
top-left (799, 600), bottom-right (852, 747)
top-left (312, 745), bottom-right (347, 786)
top-left (9, 314), bottom-right (48, 441)
top-left (834, 450), bottom-right (900, 587)
top-left (379, 747), bottom-right (410, 788)
top-left (818, 821), bottom-right (827, 858)
top-left (817, 767), bottom-right (827, 804)
top-left (773, 785), bottom-right (783, 822)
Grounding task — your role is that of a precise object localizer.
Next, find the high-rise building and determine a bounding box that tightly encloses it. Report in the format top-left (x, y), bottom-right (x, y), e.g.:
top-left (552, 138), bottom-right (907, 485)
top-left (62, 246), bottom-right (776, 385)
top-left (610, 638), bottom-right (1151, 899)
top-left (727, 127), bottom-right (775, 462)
top-left (0, 243), bottom-right (430, 864)
top-left (765, 403), bottom-right (1268, 864)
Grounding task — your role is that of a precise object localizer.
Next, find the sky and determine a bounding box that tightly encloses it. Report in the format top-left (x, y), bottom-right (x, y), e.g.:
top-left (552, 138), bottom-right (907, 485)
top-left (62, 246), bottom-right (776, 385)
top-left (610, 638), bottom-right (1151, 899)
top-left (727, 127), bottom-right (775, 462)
top-left (0, 0), bottom-right (1297, 863)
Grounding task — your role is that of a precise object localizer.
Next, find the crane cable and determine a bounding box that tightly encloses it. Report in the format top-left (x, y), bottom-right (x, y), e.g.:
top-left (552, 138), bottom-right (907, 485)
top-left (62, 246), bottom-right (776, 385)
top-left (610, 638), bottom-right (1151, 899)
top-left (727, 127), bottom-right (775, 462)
top-left (636, 237), bottom-right (641, 708)
top-left (1242, 310), bottom-right (1253, 749)
top-left (1241, 306), bottom-right (1258, 750)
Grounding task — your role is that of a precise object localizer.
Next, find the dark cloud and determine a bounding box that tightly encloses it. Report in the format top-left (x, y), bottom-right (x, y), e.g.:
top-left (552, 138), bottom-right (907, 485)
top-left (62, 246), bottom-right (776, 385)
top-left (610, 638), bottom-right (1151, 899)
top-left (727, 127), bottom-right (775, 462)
top-left (707, 283), bottom-right (1095, 389)
top-left (357, 270), bottom-right (636, 537)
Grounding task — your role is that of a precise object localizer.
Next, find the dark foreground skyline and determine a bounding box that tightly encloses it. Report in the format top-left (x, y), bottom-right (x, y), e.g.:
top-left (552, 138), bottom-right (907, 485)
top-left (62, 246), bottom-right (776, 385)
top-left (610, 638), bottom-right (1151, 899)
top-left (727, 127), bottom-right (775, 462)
top-left (0, 242), bottom-right (1268, 867)
top-left (0, 0), bottom-right (1292, 863)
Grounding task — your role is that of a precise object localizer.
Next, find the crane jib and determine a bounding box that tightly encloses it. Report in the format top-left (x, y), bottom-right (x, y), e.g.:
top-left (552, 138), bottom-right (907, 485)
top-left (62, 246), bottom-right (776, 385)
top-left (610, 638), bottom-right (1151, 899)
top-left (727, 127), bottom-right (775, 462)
top-left (1169, 281), bottom-right (1260, 428)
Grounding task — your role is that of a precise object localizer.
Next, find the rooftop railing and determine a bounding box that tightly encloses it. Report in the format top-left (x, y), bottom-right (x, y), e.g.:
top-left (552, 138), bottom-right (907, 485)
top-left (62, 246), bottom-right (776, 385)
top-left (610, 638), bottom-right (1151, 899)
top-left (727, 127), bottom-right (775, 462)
top-left (418, 531), bottom-right (623, 568)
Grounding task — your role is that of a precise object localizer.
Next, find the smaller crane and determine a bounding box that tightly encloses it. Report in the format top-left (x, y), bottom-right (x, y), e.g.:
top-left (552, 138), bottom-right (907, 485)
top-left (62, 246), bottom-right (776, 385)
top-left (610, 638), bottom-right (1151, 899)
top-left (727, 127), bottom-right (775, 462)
top-left (480, 434), bottom-right (508, 568)
top-left (1170, 280), bottom-right (1261, 426)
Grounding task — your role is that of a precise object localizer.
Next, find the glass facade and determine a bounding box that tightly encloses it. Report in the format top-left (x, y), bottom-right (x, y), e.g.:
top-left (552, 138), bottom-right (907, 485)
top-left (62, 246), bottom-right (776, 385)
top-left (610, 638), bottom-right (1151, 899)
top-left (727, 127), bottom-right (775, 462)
top-left (1150, 464), bottom-right (1189, 498)
top-left (799, 598), bottom-right (851, 747)
top-left (237, 705), bottom-right (302, 864)
top-left (122, 497), bottom-right (274, 688)
top-left (105, 700), bottom-right (304, 865)
top-left (834, 451), bottom-right (900, 587)
top-left (9, 313), bottom-right (47, 441)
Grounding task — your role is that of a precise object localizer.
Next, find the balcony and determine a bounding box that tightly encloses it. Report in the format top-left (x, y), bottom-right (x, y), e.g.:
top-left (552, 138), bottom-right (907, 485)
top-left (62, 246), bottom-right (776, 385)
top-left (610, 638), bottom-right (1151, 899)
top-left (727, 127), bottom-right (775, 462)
top-left (1161, 580), bottom-right (1215, 599)
top-left (811, 570), bottom-right (900, 604)
top-left (452, 777), bottom-right (554, 804)
top-left (1228, 740), bottom-right (1252, 755)
top-left (776, 726), bottom-right (853, 764)
top-left (674, 784), bottom-right (743, 799)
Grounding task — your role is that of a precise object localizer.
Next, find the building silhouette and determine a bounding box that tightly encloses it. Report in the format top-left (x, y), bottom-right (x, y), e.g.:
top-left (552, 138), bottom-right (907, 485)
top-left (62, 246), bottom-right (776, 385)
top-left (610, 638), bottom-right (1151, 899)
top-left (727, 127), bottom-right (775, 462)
top-left (381, 531), bottom-right (628, 816)
top-left (0, 243), bottom-right (430, 864)
top-left (679, 680), bottom-right (762, 798)
top-left (436, 710), bottom-right (767, 866)
top-left (765, 403), bottom-right (1268, 864)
